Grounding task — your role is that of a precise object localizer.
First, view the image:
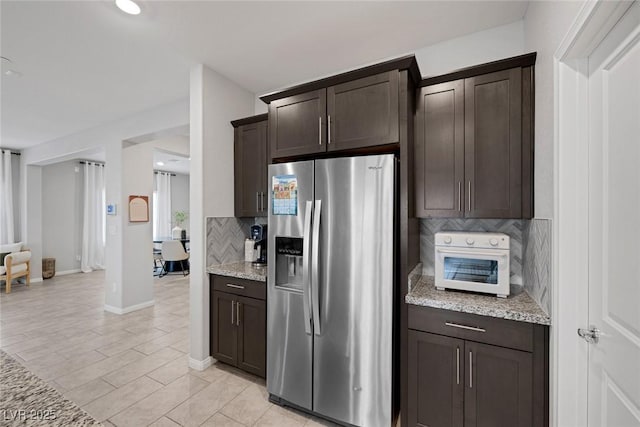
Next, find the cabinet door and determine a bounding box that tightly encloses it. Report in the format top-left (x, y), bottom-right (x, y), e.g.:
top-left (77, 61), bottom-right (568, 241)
top-left (269, 89), bottom-right (326, 159)
top-left (327, 71), bottom-right (399, 151)
top-left (465, 341), bottom-right (533, 427)
top-left (465, 68), bottom-right (522, 218)
top-left (236, 295), bottom-right (266, 378)
top-left (234, 120), bottom-right (268, 217)
top-left (211, 291), bottom-right (238, 366)
top-left (415, 80), bottom-right (465, 217)
top-left (408, 330), bottom-right (464, 427)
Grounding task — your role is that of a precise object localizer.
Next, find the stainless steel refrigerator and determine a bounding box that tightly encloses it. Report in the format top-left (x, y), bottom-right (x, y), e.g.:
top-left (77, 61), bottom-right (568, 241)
top-left (267, 154), bottom-right (395, 427)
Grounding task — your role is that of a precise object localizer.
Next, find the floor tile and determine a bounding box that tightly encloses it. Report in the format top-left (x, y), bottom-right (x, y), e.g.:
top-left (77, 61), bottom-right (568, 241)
top-left (219, 383), bottom-right (271, 426)
top-left (102, 347), bottom-right (183, 387)
top-left (64, 378), bottom-right (116, 406)
top-left (82, 375), bottom-right (163, 421)
top-left (200, 413), bottom-right (245, 427)
top-left (109, 374), bottom-right (208, 427)
top-left (255, 406), bottom-right (307, 427)
top-left (148, 417), bottom-right (181, 427)
top-left (0, 272), bottom-right (304, 427)
top-left (55, 349), bottom-right (144, 390)
top-left (147, 355), bottom-right (190, 385)
top-left (166, 373), bottom-right (250, 426)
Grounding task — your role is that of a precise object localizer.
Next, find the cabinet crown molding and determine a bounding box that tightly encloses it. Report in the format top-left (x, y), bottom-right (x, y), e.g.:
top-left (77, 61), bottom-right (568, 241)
top-left (419, 52), bottom-right (537, 87)
top-left (260, 55), bottom-right (420, 104)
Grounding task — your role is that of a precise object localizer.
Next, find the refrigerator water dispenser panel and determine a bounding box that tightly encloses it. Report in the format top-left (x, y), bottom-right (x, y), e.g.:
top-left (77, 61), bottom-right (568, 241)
top-left (275, 237), bottom-right (304, 291)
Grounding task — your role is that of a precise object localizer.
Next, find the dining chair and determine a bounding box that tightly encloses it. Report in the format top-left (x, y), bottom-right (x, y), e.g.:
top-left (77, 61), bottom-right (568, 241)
top-left (161, 240), bottom-right (190, 276)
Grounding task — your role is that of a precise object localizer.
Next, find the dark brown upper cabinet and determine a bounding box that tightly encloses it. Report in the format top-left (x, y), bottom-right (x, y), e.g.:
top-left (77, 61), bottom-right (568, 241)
top-left (261, 55), bottom-right (420, 161)
top-left (415, 53), bottom-right (535, 219)
top-left (327, 71), bottom-right (399, 151)
top-left (415, 79), bottom-right (465, 218)
top-left (269, 90), bottom-right (327, 159)
top-left (465, 68), bottom-right (522, 218)
top-left (233, 115), bottom-right (268, 217)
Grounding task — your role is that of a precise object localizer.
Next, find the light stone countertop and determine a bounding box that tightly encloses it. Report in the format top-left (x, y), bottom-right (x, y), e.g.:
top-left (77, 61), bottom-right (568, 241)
top-left (206, 261), bottom-right (267, 282)
top-left (406, 266), bottom-right (550, 325)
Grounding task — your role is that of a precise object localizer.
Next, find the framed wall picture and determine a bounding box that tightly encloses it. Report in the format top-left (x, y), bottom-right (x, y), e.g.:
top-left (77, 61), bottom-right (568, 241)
top-left (128, 195), bottom-right (149, 222)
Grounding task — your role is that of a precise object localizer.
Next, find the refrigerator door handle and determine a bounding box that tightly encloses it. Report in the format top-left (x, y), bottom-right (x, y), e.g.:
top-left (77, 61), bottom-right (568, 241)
top-left (311, 199), bottom-right (322, 336)
top-left (302, 200), bottom-right (313, 335)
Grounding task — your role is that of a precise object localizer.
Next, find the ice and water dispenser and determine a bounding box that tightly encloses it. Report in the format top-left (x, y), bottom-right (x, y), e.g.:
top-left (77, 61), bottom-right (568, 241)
top-left (274, 237), bottom-right (304, 290)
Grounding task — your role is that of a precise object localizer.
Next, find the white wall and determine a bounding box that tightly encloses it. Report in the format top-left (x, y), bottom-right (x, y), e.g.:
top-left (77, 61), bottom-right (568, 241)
top-left (414, 20), bottom-right (525, 77)
top-left (20, 100), bottom-right (188, 298)
top-left (189, 64), bottom-right (254, 368)
top-left (41, 160), bottom-right (82, 273)
top-left (171, 173), bottom-right (190, 232)
top-left (121, 142), bottom-right (154, 309)
top-left (22, 165), bottom-right (42, 280)
top-left (525, 1), bottom-right (584, 218)
top-left (11, 154), bottom-right (21, 242)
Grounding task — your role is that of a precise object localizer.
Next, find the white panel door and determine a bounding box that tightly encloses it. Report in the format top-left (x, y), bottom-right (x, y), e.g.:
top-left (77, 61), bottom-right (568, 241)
top-left (587, 2), bottom-right (640, 426)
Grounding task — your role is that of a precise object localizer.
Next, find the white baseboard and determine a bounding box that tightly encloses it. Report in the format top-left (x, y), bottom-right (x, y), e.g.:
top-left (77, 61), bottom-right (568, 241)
top-left (56, 269), bottom-right (81, 276)
top-left (189, 356), bottom-right (213, 371)
top-left (30, 277), bottom-right (43, 283)
top-left (104, 300), bottom-right (154, 315)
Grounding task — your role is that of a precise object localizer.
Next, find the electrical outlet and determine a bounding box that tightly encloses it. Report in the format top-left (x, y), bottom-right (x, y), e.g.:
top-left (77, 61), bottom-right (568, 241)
top-left (76, 255), bottom-right (81, 261)
top-left (112, 282), bottom-right (117, 292)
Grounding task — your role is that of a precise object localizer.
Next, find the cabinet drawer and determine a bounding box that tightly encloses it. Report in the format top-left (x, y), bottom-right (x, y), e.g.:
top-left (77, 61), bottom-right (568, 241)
top-left (211, 275), bottom-right (266, 301)
top-left (408, 305), bottom-right (533, 352)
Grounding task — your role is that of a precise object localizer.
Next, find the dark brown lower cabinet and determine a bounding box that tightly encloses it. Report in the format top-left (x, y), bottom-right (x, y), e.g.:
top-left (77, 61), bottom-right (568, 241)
top-left (211, 291), bottom-right (238, 366)
top-left (408, 306), bottom-right (548, 427)
top-left (210, 275), bottom-right (266, 378)
top-left (408, 330), bottom-right (464, 427)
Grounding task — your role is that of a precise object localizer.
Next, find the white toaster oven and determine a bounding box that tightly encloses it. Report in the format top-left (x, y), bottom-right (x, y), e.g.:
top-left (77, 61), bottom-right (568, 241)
top-left (434, 232), bottom-right (510, 298)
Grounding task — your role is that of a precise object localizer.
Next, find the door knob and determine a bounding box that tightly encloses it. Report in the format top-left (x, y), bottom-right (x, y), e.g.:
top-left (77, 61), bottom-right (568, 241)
top-left (577, 325), bottom-right (601, 344)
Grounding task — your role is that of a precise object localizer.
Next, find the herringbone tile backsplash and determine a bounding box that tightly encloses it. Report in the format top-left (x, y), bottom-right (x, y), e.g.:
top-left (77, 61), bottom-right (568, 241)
top-left (420, 219), bottom-right (524, 285)
top-left (523, 219), bottom-right (551, 314)
top-left (206, 217), bottom-right (253, 266)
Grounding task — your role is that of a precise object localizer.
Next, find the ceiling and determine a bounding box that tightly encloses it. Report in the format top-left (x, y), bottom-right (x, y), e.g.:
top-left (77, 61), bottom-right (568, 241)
top-left (154, 149), bottom-right (190, 176)
top-left (1, 1), bottom-right (529, 150)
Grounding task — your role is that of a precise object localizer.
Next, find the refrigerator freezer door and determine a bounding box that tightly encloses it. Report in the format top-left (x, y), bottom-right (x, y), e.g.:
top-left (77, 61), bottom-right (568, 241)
top-left (313, 154), bottom-right (395, 426)
top-left (267, 160), bottom-right (314, 410)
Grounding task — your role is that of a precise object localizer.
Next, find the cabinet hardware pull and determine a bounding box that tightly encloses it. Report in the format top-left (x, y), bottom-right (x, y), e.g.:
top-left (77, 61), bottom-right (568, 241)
top-left (236, 302), bottom-right (241, 326)
top-left (458, 182), bottom-right (462, 212)
top-left (261, 192), bottom-right (265, 212)
top-left (256, 192), bottom-right (260, 212)
top-left (468, 181), bottom-right (471, 212)
top-left (456, 346), bottom-right (460, 385)
top-left (226, 283), bottom-right (245, 289)
top-left (328, 115), bottom-right (331, 144)
top-left (318, 117), bottom-right (322, 145)
top-left (231, 300), bottom-right (234, 325)
top-left (469, 350), bottom-right (473, 388)
top-left (445, 322), bottom-right (486, 333)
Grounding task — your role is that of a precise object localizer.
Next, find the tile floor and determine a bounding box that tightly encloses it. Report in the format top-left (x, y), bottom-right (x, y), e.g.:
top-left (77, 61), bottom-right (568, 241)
top-left (0, 271), bottom-right (337, 426)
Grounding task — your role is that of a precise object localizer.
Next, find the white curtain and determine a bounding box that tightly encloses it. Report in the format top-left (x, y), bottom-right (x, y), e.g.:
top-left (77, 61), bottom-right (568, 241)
top-left (81, 163), bottom-right (105, 272)
top-left (154, 172), bottom-right (172, 239)
top-left (0, 150), bottom-right (15, 245)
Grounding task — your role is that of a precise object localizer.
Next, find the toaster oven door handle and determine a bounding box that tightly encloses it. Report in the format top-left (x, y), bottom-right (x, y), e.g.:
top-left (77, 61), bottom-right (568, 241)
top-left (436, 249), bottom-right (508, 259)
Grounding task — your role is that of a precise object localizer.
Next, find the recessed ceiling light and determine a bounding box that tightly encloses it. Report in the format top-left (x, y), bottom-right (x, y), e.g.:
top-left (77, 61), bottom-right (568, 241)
top-left (115, 0), bottom-right (141, 15)
top-left (156, 161), bottom-right (164, 166)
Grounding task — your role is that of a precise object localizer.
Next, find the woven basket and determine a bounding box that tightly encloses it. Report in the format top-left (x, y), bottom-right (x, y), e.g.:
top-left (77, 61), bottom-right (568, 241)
top-left (42, 258), bottom-right (55, 279)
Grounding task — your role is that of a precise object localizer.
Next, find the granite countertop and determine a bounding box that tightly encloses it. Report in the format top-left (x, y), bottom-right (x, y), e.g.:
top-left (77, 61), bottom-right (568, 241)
top-left (406, 268), bottom-right (550, 326)
top-left (206, 261), bottom-right (267, 282)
